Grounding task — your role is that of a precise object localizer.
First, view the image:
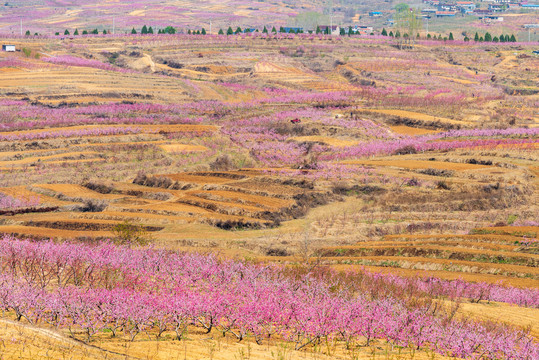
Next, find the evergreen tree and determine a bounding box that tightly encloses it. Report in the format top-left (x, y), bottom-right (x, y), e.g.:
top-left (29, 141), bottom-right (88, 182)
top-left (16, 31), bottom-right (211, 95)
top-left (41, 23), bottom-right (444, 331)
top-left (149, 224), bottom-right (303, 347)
top-left (187, 29), bottom-right (191, 35)
top-left (437, 34), bottom-right (442, 40)
top-left (92, 28), bottom-right (98, 34)
top-left (74, 29), bottom-right (79, 35)
top-left (389, 31), bottom-right (394, 37)
top-left (448, 32), bottom-right (454, 40)
top-left (348, 26), bottom-right (353, 36)
top-left (64, 29), bottom-right (70, 35)
top-left (196, 30), bottom-right (200, 35)
top-left (426, 33), bottom-right (431, 39)
top-left (484, 32), bottom-right (492, 42)
top-left (235, 26), bottom-right (242, 34)
top-left (25, 30), bottom-right (30, 36)
top-left (325, 26), bottom-right (330, 35)
top-left (509, 34), bottom-right (516, 42)
top-left (201, 28), bottom-right (206, 35)
top-left (262, 26), bottom-right (268, 34)
top-left (227, 26), bottom-right (233, 35)
top-left (55, 32), bottom-right (60, 36)
top-left (141, 25), bottom-right (148, 34)
top-left (148, 27), bottom-right (153, 34)
top-left (493, 36), bottom-right (499, 42)
top-left (279, 26), bottom-right (285, 33)
top-left (416, 33), bottom-right (420, 38)
top-left (82, 30), bottom-right (88, 35)
top-left (131, 27), bottom-right (137, 34)
top-left (474, 32), bottom-right (479, 41)
top-left (218, 28), bottom-right (224, 35)
top-left (381, 28), bottom-right (387, 36)
top-left (479, 36), bottom-right (484, 42)
top-left (164, 26), bottom-right (176, 34)
top-left (395, 30), bottom-right (401, 38)
top-left (340, 27), bottom-right (346, 36)
top-left (103, 29), bottom-right (107, 35)
top-left (158, 29), bottom-right (162, 34)
top-left (464, 36), bottom-right (470, 41)
top-left (499, 34), bottom-right (506, 43)
top-left (272, 26), bottom-right (277, 33)
top-left (316, 26), bottom-right (322, 34)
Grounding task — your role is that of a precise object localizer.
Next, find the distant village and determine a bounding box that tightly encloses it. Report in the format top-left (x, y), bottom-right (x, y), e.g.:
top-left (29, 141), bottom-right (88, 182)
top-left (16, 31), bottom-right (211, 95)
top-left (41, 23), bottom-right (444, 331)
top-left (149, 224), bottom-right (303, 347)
top-left (421, 0), bottom-right (539, 22)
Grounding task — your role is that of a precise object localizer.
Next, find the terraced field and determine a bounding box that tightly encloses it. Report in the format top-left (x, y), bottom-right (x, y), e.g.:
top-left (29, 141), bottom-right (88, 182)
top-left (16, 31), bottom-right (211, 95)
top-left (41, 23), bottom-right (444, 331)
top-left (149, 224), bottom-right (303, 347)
top-left (317, 227), bottom-right (539, 288)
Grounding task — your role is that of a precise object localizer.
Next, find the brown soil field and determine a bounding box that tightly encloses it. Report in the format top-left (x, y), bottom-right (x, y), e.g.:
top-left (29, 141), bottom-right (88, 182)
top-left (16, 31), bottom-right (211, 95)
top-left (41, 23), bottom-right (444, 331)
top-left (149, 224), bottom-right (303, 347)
top-left (389, 125), bottom-right (440, 136)
top-left (336, 265), bottom-right (539, 289)
top-left (34, 184), bottom-right (126, 200)
top-left (289, 135), bottom-right (359, 147)
top-left (342, 159), bottom-right (490, 171)
top-left (0, 186), bottom-right (76, 207)
top-left (360, 109), bottom-right (469, 126)
top-left (159, 144), bottom-right (209, 152)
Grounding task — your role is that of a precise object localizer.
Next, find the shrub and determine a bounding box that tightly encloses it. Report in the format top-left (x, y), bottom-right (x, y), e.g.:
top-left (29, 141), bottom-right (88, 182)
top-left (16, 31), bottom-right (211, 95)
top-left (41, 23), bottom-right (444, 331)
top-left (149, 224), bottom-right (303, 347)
top-left (112, 220), bottom-right (151, 246)
top-left (394, 145), bottom-right (417, 155)
top-left (209, 155), bottom-right (235, 171)
top-left (78, 199), bottom-right (107, 212)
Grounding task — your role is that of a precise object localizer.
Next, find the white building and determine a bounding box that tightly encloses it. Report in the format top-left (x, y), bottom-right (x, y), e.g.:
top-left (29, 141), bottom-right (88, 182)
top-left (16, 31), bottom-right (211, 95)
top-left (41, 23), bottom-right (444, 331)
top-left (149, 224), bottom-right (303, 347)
top-left (2, 45), bottom-right (15, 52)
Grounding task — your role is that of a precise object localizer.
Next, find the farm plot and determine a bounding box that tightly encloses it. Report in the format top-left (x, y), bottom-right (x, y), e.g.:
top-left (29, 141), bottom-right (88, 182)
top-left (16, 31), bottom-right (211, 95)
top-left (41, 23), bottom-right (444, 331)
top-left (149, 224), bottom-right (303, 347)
top-left (0, 170), bottom-right (336, 241)
top-left (316, 227), bottom-right (539, 287)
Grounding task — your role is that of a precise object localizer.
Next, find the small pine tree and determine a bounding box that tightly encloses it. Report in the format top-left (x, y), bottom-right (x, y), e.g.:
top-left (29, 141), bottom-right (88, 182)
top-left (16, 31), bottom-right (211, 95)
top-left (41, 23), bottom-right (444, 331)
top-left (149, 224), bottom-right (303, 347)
top-left (82, 30), bottom-right (88, 35)
top-left (196, 30), bottom-right (200, 35)
top-left (493, 36), bottom-right (499, 42)
top-left (262, 26), bottom-right (268, 34)
top-left (201, 28), bottom-right (206, 35)
top-left (437, 34), bottom-right (442, 40)
top-left (479, 36), bottom-right (484, 42)
top-left (464, 36), bottom-right (470, 41)
top-left (416, 33), bottom-right (420, 39)
top-left (55, 32), bottom-right (60, 36)
top-left (272, 26), bottom-right (277, 33)
top-left (218, 28), bottom-right (224, 35)
top-left (340, 27), bottom-right (346, 36)
top-left (484, 32), bottom-right (492, 42)
top-left (499, 34), bottom-right (506, 43)
top-left (348, 26), bottom-right (353, 36)
top-left (389, 31), bottom-right (394, 37)
top-left (474, 32), bottom-right (479, 41)
top-left (92, 28), bottom-right (98, 34)
top-left (395, 30), bottom-right (401, 38)
top-left (187, 29), bottom-right (191, 35)
top-left (25, 30), bottom-right (30, 36)
top-left (227, 26), bottom-right (233, 35)
top-left (235, 27), bottom-right (242, 34)
top-left (131, 27), bottom-right (137, 34)
top-left (141, 25), bottom-right (148, 34)
top-left (74, 29), bottom-right (79, 35)
top-left (448, 32), bottom-right (454, 40)
top-left (427, 33), bottom-right (431, 39)
top-left (148, 26), bottom-right (153, 34)
top-left (279, 26), bottom-right (285, 33)
top-left (316, 26), bottom-right (322, 34)
top-left (64, 29), bottom-right (70, 35)
top-left (509, 34), bottom-right (516, 42)
top-left (103, 29), bottom-right (107, 35)
top-left (381, 28), bottom-right (387, 36)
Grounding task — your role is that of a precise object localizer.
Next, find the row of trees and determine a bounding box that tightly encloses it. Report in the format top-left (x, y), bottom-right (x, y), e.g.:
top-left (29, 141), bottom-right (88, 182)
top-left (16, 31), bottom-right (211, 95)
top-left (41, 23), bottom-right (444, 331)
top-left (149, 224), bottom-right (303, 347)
top-left (379, 27), bottom-right (517, 42)
top-left (472, 32), bottom-right (517, 42)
